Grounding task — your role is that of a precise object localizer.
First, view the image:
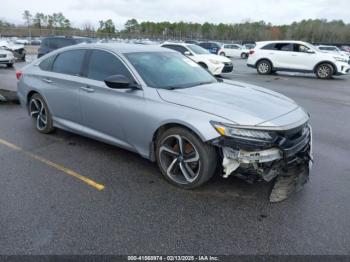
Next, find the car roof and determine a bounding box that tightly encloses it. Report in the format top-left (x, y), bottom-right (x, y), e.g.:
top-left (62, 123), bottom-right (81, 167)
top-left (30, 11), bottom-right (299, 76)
top-left (45, 43), bottom-right (176, 55)
top-left (161, 42), bottom-right (188, 47)
top-left (44, 36), bottom-right (91, 39)
top-left (256, 40), bottom-right (309, 45)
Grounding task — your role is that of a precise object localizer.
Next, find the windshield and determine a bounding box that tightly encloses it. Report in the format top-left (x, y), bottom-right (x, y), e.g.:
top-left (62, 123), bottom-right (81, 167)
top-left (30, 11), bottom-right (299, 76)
top-left (187, 44), bottom-right (210, 55)
top-left (319, 46), bottom-right (338, 51)
top-left (124, 52), bottom-right (217, 89)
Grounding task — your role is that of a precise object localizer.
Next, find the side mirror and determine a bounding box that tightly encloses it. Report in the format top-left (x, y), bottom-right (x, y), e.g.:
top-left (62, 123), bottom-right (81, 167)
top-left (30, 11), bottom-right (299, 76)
top-left (305, 49), bottom-right (315, 54)
top-left (104, 75), bottom-right (140, 89)
top-left (184, 51), bottom-right (192, 56)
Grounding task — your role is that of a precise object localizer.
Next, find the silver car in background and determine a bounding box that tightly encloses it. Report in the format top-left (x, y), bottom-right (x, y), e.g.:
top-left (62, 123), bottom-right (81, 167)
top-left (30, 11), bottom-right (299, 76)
top-left (17, 44), bottom-right (313, 202)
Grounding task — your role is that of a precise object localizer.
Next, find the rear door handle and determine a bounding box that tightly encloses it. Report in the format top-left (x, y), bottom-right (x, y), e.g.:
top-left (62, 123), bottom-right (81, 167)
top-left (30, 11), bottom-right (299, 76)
top-left (42, 78), bottom-right (52, 83)
top-left (80, 86), bottom-right (95, 93)
top-left (291, 54), bottom-right (298, 56)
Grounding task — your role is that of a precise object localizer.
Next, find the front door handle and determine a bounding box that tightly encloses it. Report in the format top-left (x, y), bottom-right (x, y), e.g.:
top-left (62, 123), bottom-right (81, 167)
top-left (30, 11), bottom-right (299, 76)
top-left (80, 86), bottom-right (95, 93)
top-left (42, 78), bottom-right (52, 83)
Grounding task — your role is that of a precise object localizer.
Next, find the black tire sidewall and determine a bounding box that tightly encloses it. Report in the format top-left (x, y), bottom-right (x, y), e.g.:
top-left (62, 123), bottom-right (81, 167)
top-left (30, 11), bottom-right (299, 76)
top-left (155, 127), bottom-right (217, 189)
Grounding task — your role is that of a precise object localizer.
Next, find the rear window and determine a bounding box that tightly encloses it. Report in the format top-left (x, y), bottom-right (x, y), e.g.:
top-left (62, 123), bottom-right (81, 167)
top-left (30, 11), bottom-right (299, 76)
top-left (262, 43), bottom-right (293, 51)
top-left (50, 38), bottom-right (75, 49)
top-left (162, 45), bottom-right (188, 55)
top-left (39, 55), bottom-right (56, 71)
top-left (52, 49), bottom-right (86, 76)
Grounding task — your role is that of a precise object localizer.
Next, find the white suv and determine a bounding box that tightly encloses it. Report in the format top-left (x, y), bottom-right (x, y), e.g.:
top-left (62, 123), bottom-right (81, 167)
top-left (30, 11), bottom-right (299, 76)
top-left (161, 42), bottom-right (233, 75)
top-left (247, 41), bottom-right (350, 79)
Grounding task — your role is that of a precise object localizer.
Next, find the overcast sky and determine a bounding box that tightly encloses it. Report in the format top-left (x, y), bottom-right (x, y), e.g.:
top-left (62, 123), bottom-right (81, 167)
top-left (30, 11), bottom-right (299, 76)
top-left (1, 0), bottom-right (349, 29)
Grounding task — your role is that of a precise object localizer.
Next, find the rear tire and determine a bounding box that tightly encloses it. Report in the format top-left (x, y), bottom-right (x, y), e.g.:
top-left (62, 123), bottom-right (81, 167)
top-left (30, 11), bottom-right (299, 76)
top-left (316, 63), bottom-right (333, 79)
top-left (256, 60), bottom-right (272, 75)
top-left (156, 127), bottom-right (218, 189)
top-left (241, 53), bottom-right (248, 59)
top-left (220, 52), bottom-right (226, 56)
top-left (28, 93), bottom-right (55, 134)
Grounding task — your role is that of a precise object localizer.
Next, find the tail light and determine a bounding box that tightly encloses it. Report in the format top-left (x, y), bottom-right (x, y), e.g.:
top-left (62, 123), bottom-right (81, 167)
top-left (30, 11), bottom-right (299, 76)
top-left (16, 70), bottom-right (22, 80)
top-left (249, 50), bottom-right (255, 55)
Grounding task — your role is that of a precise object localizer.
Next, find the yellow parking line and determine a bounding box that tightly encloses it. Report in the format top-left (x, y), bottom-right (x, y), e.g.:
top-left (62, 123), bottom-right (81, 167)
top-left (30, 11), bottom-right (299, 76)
top-left (0, 138), bottom-right (105, 191)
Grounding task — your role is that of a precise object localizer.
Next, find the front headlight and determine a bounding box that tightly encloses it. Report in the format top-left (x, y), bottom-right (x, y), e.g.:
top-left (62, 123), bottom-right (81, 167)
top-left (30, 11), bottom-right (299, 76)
top-left (208, 59), bottom-right (222, 65)
top-left (211, 122), bottom-right (275, 141)
top-left (334, 57), bottom-right (347, 63)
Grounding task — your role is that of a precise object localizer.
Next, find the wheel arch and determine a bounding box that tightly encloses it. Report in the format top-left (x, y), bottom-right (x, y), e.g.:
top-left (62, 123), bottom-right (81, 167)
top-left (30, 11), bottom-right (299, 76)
top-left (197, 61), bottom-right (208, 68)
top-left (313, 61), bottom-right (337, 74)
top-left (27, 90), bottom-right (39, 106)
top-left (255, 58), bottom-right (274, 68)
top-left (26, 90), bottom-right (53, 116)
top-left (150, 121), bottom-right (209, 162)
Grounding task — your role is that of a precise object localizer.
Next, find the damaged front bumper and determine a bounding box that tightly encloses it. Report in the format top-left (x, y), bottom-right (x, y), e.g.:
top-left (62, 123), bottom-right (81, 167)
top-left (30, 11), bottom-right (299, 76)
top-left (211, 124), bottom-right (313, 202)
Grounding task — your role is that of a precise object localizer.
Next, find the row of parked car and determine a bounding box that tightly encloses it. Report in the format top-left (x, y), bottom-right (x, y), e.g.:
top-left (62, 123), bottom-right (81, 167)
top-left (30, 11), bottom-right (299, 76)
top-left (0, 40), bottom-right (27, 67)
top-left (185, 40), bottom-right (255, 59)
top-left (3, 35), bottom-right (350, 80)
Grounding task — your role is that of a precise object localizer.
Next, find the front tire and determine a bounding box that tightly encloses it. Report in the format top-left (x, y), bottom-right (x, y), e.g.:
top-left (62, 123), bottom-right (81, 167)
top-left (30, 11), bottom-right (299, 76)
top-left (256, 60), bottom-right (272, 75)
top-left (316, 63), bottom-right (333, 79)
top-left (220, 52), bottom-right (226, 56)
top-left (6, 63), bottom-right (13, 68)
top-left (198, 62), bottom-right (208, 69)
top-left (28, 93), bottom-right (55, 134)
top-left (156, 127), bottom-right (218, 189)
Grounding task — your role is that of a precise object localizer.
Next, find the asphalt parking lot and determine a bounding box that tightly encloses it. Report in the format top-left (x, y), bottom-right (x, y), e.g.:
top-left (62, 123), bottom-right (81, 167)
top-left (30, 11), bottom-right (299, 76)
top-left (1, 56), bottom-right (350, 255)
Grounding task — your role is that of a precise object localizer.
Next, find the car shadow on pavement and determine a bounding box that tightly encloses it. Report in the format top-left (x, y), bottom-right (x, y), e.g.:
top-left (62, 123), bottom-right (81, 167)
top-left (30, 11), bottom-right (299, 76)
top-left (48, 128), bottom-right (273, 202)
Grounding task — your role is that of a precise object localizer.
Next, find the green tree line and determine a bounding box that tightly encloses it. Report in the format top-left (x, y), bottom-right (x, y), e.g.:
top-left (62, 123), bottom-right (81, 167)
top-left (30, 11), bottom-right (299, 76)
top-left (20, 10), bottom-right (71, 30)
top-left (1, 11), bottom-right (350, 43)
top-left (120, 19), bottom-right (350, 43)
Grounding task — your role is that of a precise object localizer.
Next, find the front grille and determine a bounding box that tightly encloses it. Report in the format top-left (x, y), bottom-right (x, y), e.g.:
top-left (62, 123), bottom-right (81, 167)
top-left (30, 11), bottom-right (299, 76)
top-left (0, 54), bottom-right (6, 58)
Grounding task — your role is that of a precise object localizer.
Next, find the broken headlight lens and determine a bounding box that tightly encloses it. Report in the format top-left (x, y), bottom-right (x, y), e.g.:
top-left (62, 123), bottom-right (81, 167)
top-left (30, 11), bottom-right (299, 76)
top-left (211, 122), bottom-right (275, 141)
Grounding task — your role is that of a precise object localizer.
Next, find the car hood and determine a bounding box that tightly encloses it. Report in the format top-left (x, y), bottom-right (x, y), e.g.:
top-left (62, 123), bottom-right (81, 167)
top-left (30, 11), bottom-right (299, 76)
top-left (0, 41), bottom-right (24, 51)
top-left (157, 80), bottom-right (304, 127)
top-left (197, 54), bottom-right (231, 63)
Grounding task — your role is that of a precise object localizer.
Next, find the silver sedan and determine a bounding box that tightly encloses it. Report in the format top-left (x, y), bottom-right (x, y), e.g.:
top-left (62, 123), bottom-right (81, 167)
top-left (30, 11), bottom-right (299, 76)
top-left (17, 44), bottom-right (312, 202)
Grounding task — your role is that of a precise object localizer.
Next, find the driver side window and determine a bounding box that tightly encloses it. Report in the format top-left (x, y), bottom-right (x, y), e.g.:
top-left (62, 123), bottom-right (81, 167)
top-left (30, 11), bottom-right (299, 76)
top-left (294, 44), bottom-right (310, 53)
top-left (86, 50), bottom-right (134, 82)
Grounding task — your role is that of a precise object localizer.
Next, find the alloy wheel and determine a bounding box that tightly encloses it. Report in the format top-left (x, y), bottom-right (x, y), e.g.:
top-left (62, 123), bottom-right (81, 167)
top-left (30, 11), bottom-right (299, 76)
top-left (258, 62), bottom-right (269, 73)
top-left (29, 98), bottom-right (48, 131)
top-left (318, 65), bottom-right (331, 78)
top-left (159, 134), bottom-right (201, 185)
